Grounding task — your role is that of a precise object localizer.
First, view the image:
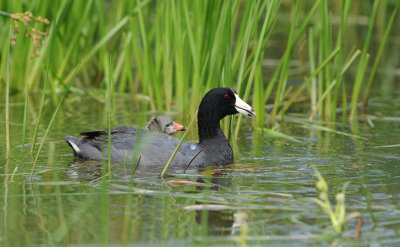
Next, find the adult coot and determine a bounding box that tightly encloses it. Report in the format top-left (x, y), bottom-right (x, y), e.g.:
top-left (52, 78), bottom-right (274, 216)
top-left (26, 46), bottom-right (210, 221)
top-left (64, 88), bottom-right (255, 168)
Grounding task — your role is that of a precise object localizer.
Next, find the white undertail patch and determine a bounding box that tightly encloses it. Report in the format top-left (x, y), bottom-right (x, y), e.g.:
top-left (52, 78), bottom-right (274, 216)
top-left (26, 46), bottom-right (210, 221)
top-left (68, 141), bottom-right (81, 154)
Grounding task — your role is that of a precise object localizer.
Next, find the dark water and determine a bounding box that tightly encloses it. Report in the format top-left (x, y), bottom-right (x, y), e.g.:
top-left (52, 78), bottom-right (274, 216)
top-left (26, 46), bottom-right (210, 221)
top-left (1, 87), bottom-right (400, 247)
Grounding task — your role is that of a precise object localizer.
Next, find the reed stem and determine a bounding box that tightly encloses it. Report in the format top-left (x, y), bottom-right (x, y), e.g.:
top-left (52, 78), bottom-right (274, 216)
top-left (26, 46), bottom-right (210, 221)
top-left (160, 110), bottom-right (198, 178)
top-left (5, 26), bottom-right (12, 158)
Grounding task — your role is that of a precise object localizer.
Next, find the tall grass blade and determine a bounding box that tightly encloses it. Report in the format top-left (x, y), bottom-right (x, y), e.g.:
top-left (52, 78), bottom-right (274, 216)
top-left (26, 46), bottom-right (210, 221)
top-left (31, 0), bottom-right (59, 153)
top-left (309, 50), bottom-right (361, 120)
top-left (349, 0), bottom-right (379, 120)
top-left (331, 0), bottom-right (352, 121)
top-left (300, 123), bottom-right (366, 140)
top-left (234, 0), bottom-right (280, 139)
top-left (373, 144), bottom-right (400, 148)
top-left (308, 28), bottom-right (317, 115)
top-left (63, 16), bottom-right (130, 84)
top-left (267, 0), bottom-right (322, 124)
top-left (281, 47), bottom-right (341, 116)
top-left (107, 55), bottom-right (113, 178)
top-left (160, 110), bottom-right (198, 178)
top-left (362, 0), bottom-right (400, 112)
top-left (55, 1), bottom-right (93, 81)
top-left (30, 65), bottom-right (80, 180)
top-left (320, 0), bottom-right (332, 119)
top-left (5, 26), bottom-right (12, 158)
top-left (255, 127), bottom-right (301, 143)
top-left (21, 74), bottom-right (29, 150)
top-left (233, 1), bottom-right (257, 94)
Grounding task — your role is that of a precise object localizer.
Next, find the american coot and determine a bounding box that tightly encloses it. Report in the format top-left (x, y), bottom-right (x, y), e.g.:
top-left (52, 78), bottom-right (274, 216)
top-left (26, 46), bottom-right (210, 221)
top-left (64, 88), bottom-right (255, 168)
top-left (146, 116), bottom-right (186, 135)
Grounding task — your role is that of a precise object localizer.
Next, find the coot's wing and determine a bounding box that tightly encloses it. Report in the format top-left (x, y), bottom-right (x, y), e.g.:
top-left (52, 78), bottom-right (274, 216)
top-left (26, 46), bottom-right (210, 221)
top-left (79, 127), bottom-right (137, 139)
top-left (79, 130), bottom-right (106, 138)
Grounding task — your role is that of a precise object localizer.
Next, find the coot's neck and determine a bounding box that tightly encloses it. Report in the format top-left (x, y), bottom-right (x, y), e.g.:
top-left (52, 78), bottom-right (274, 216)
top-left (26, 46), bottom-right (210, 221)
top-left (197, 108), bottom-right (227, 144)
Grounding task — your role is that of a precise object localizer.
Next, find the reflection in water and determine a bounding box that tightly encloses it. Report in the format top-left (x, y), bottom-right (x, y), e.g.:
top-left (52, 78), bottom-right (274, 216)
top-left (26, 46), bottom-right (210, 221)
top-left (194, 170), bottom-right (235, 236)
top-left (68, 162), bottom-right (102, 180)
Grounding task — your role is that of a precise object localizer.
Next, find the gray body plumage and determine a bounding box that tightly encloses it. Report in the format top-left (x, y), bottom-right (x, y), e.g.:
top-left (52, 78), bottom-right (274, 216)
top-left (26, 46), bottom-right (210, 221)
top-left (65, 126), bottom-right (232, 168)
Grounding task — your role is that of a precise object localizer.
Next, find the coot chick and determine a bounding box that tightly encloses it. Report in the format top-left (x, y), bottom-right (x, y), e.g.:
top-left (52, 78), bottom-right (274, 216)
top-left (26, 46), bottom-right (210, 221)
top-left (146, 116), bottom-right (186, 135)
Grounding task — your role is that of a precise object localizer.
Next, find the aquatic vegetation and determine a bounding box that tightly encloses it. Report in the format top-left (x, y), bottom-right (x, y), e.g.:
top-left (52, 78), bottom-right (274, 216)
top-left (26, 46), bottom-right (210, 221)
top-left (5, 26), bottom-right (11, 158)
top-left (29, 65), bottom-right (79, 180)
top-left (1, 1), bottom-right (397, 128)
top-left (7, 11), bottom-right (50, 58)
top-left (311, 170), bottom-right (360, 234)
top-left (30, 1), bottom-right (59, 153)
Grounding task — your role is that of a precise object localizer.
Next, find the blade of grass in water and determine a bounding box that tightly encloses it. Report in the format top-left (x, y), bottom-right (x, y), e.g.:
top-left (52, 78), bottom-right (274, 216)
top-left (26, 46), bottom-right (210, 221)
top-left (160, 110), bottom-right (198, 178)
top-left (255, 127), bottom-right (301, 143)
top-left (31, 0), bottom-right (59, 153)
top-left (266, 0), bottom-right (322, 124)
top-left (128, 104), bottom-right (147, 180)
top-left (362, 0), bottom-right (400, 112)
top-left (349, 0), bottom-right (379, 120)
top-left (49, 141), bottom-right (69, 242)
top-left (21, 72), bottom-right (29, 150)
top-left (319, 0), bottom-right (332, 119)
top-left (251, 1), bottom-right (279, 128)
top-left (101, 176), bottom-right (109, 246)
top-left (300, 123), bottom-right (366, 140)
top-left (22, 3), bottom-right (62, 149)
top-left (22, 32), bottom-right (54, 149)
top-left (331, 0), bottom-right (352, 121)
top-left (5, 26), bottom-right (12, 158)
top-left (309, 49), bottom-right (361, 120)
top-left (107, 55), bottom-right (113, 178)
top-left (308, 27), bottom-right (317, 115)
top-left (281, 47), bottom-right (341, 116)
top-left (233, 1), bottom-right (257, 95)
top-left (373, 144), bottom-right (400, 148)
top-left (234, 0), bottom-right (280, 139)
top-left (30, 65), bottom-right (80, 180)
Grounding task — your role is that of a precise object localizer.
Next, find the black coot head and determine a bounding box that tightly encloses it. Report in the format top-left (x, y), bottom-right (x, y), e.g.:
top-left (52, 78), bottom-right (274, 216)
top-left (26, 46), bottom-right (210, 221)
top-left (198, 88), bottom-right (255, 121)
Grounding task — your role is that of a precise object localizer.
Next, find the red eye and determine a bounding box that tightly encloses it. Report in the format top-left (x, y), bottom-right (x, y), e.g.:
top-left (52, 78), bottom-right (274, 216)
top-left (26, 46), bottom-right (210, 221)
top-left (224, 94), bottom-right (230, 99)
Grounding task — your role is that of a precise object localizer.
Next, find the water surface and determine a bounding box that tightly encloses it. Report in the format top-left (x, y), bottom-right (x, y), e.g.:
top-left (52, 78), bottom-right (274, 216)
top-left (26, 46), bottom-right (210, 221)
top-left (1, 87), bottom-right (400, 247)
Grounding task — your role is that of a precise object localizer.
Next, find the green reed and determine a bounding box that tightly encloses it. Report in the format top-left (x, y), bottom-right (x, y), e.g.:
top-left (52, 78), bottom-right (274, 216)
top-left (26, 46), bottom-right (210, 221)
top-left (31, 0), bottom-right (59, 153)
top-left (349, 0), bottom-right (379, 120)
top-left (5, 26), bottom-right (12, 158)
top-left (101, 179), bottom-right (109, 246)
top-left (267, 0), bottom-right (322, 124)
top-left (362, 0), bottom-right (400, 112)
top-left (160, 110), bottom-right (198, 178)
top-left (309, 49), bottom-right (361, 120)
top-left (269, 0), bottom-right (301, 125)
top-left (331, 0), bottom-right (352, 122)
top-left (107, 55), bottom-right (113, 178)
top-left (29, 65), bottom-right (79, 180)
top-left (281, 47), bottom-right (341, 116)
top-left (234, 0), bottom-right (280, 138)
